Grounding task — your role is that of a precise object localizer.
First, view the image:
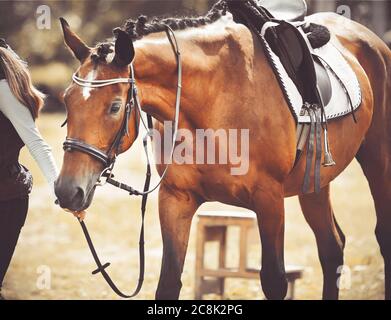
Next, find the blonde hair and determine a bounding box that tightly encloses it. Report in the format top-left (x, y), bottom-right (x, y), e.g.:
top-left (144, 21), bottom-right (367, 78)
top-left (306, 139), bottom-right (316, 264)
top-left (0, 46), bottom-right (44, 119)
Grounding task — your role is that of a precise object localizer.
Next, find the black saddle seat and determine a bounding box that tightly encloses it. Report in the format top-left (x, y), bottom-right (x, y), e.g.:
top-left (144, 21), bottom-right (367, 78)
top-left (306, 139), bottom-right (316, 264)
top-left (260, 0), bottom-right (307, 22)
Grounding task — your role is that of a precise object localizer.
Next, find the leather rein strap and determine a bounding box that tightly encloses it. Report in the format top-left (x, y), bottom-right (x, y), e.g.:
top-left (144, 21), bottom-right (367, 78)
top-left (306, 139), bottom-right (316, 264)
top-left (64, 26), bottom-right (181, 298)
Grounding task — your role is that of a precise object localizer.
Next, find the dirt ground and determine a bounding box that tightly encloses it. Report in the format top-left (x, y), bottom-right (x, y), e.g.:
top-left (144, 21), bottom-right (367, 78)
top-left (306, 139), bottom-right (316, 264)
top-left (2, 114), bottom-right (385, 300)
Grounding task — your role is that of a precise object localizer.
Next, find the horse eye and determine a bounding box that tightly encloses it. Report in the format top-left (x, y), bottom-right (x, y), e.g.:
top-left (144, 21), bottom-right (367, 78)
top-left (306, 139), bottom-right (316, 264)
top-left (110, 102), bottom-right (121, 114)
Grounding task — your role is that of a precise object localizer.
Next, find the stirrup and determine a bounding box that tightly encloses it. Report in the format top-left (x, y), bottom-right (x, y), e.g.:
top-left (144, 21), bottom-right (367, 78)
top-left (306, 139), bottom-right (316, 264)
top-left (323, 127), bottom-right (336, 167)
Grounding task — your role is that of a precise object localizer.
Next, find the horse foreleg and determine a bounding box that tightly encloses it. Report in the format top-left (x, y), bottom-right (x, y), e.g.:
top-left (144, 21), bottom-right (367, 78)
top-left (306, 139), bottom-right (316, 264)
top-left (254, 183), bottom-right (288, 300)
top-left (299, 185), bottom-right (345, 300)
top-left (155, 185), bottom-right (201, 300)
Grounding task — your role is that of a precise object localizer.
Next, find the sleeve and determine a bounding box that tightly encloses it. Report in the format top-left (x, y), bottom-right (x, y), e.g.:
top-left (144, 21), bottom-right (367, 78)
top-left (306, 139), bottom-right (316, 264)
top-left (0, 80), bottom-right (59, 197)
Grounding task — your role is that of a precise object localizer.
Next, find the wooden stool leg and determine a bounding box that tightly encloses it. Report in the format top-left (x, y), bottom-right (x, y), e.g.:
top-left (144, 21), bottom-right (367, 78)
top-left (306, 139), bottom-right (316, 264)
top-left (286, 280), bottom-right (295, 300)
top-left (195, 222), bottom-right (206, 300)
top-left (195, 278), bottom-right (204, 300)
top-left (218, 227), bottom-right (227, 296)
top-left (239, 226), bottom-right (248, 272)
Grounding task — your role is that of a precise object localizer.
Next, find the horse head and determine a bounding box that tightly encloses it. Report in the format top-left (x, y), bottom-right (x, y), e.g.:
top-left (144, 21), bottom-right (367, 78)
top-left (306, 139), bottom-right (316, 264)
top-left (55, 18), bottom-right (140, 211)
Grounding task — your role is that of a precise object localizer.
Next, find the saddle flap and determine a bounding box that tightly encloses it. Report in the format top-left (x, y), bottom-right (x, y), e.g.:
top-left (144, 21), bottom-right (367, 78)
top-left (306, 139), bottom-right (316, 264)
top-left (275, 24), bottom-right (304, 69)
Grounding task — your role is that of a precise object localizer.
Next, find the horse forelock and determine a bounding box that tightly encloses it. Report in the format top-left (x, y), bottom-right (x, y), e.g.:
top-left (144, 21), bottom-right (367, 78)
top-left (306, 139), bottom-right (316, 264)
top-left (90, 42), bottom-right (115, 64)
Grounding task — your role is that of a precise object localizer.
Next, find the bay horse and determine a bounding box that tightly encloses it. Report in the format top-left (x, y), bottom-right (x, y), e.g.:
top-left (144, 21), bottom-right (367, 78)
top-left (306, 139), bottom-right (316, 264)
top-left (54, 6), bottom-right (391, 300)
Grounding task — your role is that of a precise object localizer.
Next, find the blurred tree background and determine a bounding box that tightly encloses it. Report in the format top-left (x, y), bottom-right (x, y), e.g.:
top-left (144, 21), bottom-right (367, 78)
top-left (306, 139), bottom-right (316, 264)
top-left (0, 0), bottom-right (389, 112)
top-left (0, 0), bottom-right (217, 111)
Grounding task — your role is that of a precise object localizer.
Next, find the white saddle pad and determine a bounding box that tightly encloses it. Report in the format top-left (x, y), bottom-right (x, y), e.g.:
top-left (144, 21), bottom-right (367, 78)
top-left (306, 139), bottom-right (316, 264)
top-left (260, 29), bottom-right (362, 124)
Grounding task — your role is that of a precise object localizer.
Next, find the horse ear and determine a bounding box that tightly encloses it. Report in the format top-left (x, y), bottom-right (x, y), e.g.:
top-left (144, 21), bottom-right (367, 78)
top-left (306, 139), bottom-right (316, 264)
top-left (60, 17), bottom-right (90, 62)
top-left (113, 30), bottom-right (135, 67)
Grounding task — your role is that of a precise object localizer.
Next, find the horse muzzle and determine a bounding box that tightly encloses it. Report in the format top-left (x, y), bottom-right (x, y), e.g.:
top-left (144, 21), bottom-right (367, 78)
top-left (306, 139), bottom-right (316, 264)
top-left (55, 174), bottom-right (98, 212)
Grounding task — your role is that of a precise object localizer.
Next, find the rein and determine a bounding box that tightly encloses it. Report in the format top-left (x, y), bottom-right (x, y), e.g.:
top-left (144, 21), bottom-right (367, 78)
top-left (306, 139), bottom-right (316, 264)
top-left (63, 26), bottom-right (182, 298)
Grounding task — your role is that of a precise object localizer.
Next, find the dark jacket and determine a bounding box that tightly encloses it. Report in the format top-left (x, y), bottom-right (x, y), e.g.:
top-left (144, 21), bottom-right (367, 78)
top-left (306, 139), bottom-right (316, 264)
top-left (0, 67), bottom-right (33, 201)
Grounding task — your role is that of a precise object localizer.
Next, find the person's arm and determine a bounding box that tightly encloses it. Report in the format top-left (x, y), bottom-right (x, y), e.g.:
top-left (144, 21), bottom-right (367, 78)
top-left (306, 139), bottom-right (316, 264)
top-left (0, 80), bottom-right (59, 197)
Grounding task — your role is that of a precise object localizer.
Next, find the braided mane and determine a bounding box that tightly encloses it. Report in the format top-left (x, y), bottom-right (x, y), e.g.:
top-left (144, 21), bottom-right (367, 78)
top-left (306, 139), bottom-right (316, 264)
top-left (113, 0), bottom-right (228, 41)
top-left (94, 0), bottom-right (289, 62)
top-left (92, 0), bottom-right (229, 62)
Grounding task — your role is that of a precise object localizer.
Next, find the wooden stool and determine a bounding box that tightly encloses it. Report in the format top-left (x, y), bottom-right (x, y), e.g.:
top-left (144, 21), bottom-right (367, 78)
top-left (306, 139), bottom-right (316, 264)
top-left (195, 211), bottom-right (304, 300)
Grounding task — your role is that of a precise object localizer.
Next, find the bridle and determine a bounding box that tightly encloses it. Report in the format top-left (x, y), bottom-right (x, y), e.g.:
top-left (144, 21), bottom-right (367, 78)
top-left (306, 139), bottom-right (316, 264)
top-left (63, 62), bottom-right (141, 185)
top-left (61, 26), bottom-right (182, 298)
top-left (64, 67), bottom-right (136, 169)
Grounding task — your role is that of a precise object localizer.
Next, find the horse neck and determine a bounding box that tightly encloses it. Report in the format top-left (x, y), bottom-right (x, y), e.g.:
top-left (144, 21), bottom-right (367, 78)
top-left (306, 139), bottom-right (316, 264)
top-left (133, 24), bottom-right (230, 126)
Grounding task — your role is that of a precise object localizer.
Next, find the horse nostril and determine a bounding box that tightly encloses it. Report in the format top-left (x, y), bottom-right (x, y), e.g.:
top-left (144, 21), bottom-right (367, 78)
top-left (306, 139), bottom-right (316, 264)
top-left (73, 187), bottom-right (85, 204)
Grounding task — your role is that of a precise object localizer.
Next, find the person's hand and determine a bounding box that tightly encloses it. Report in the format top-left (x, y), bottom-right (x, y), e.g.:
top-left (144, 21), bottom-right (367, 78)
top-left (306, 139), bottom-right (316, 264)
top-left (55, 200), bottom-right (86, 221)
top-left (63, 208), bottom-right (87, 221)
top-left (72, 211), bottom-right (87, 221)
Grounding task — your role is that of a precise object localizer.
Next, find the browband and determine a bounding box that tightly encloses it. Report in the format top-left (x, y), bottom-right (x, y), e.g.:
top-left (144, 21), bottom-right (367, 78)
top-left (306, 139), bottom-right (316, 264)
top-left (72, 72), bottom-right (135, 88)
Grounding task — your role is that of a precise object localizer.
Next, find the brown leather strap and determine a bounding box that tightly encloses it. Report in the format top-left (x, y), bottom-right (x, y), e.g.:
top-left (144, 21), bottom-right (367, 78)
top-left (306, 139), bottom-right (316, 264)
top-left (78, 114), bottom-right (153, 299)
top-left (314, 107), bottom-right (322, 194)
top-left (302, 105), bottom-right (315, 194)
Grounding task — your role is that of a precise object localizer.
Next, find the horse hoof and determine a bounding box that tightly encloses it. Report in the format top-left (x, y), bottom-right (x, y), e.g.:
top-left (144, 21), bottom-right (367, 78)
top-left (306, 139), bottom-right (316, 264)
top-left (260, 271), bottom-right (288, 300)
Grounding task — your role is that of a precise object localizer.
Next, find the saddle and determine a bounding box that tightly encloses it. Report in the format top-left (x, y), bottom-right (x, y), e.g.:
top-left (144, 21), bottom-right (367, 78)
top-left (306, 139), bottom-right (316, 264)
top-left (260, 0), bottom-right (332, 107)
top-left (226, 0), bottom-right (360, 194)
top-left (227, 0), bottom-right (332, 112)
top-left (261, 0), bottom-right (307, 22)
